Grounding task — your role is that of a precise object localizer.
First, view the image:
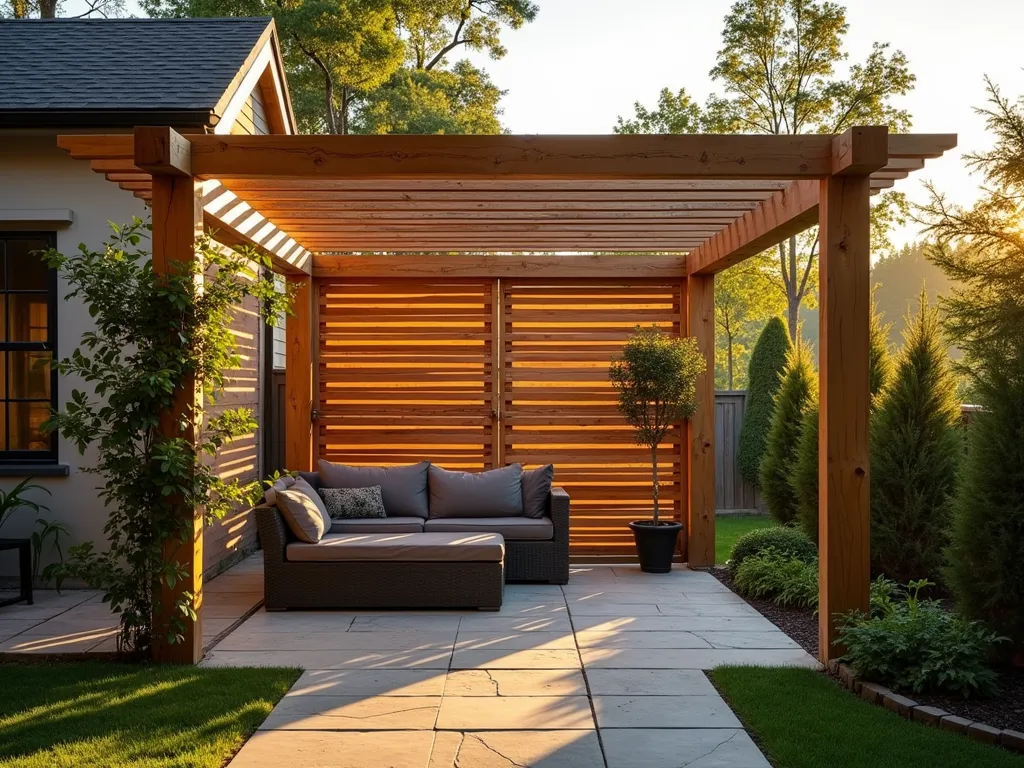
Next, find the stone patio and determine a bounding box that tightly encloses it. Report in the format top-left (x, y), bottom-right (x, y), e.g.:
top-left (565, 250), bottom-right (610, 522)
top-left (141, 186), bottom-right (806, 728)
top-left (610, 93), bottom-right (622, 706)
top-left (0, 553), bottom-right (263, 656)
top-left (204, 560), bottom-right (818, 768)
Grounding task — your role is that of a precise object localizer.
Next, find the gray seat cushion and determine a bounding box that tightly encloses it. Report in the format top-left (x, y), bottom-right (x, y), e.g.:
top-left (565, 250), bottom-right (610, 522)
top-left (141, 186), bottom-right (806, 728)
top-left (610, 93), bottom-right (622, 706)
top-left (329, 516), bottom-right (425, 534)
top-left (317, 460), bottom-right (430, 518)
top-left (424, 516), bottom-right (553, 541)
top-left (428, 463), bottom-right (523, 518)
top-left (287, 532), bottom-right (505, 563)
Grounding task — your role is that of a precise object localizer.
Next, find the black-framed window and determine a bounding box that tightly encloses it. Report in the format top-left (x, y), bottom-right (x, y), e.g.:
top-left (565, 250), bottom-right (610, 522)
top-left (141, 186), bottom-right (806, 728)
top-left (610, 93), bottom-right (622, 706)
top-left (0, 233), bottom-right (57, 463)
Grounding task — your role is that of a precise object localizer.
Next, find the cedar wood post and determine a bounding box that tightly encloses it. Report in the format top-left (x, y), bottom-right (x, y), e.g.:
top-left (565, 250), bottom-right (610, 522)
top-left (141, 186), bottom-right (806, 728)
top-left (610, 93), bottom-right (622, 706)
top-left (686, 274), bottom-right (715, 566)
top-left (285, 274), bottom-right (314, 471)
top-left (135, 127), bottom-right (204, 664)
top-left (818, 126), bottom-right (888, 662)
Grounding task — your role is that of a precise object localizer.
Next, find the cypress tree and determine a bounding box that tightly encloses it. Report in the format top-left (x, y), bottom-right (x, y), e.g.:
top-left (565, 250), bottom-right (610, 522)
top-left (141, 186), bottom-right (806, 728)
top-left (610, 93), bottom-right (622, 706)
top-left (760, 345), bottom-right (816, 524)
top-left (869, 295), bottom-right (962, 584)
top-left (738, 317), bottom-right (791, 487)
top-left (794, 301), bottom-right (893, 542)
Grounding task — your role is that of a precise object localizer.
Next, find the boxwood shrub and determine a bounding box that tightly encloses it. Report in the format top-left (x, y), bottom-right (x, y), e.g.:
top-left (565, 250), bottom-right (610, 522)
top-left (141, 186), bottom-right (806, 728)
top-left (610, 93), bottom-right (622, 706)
top-left (728, 526), bottom-right (816, 574)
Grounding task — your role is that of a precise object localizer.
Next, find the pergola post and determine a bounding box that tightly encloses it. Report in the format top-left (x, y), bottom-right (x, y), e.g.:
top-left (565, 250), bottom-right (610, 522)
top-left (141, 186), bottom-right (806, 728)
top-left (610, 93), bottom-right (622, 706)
top-left (817, 127), bottom-right (887, 662)
top-left (686, 274), bottom-right (716, 566)
top-left (136, 127), bottom-right (204, 664)
top-left (285, 275), bottom-right (314, 471)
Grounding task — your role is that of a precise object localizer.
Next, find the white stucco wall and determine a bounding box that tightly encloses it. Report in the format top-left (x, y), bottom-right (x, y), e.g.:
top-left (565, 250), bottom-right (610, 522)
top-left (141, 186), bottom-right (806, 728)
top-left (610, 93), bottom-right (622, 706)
top-left (0, 130), bottom-right (147, 581)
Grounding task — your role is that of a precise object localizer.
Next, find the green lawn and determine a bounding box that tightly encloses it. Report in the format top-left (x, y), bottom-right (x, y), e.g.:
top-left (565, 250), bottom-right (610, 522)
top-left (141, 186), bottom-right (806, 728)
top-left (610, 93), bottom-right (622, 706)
top-left (0, 662), bottom-right (300, 768)
top-left (712, 666), bottom-right (1024, 768)
top-left (715, 513), bottom-right (776, 564)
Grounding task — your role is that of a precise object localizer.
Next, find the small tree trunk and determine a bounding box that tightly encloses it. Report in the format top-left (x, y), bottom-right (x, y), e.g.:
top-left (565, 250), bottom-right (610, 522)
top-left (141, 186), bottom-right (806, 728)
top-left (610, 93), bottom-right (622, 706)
top-left (786, 234), bottom-right (800, 343)
top-left (727, 333), bottom-right (734, 389)
top-left (651, 444), bottom-right (659, 524)
top-left (39, 0), bottom-right (57, 17)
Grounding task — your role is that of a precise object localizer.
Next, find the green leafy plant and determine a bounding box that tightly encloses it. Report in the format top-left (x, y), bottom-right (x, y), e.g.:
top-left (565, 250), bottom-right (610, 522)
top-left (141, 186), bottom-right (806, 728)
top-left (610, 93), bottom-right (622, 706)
top-left (43, 219), bottom-right (292, 656)
top-left (609, 326), bottom-right (706, 524)
top-left (838, 580), bottom-right (1006, 697)
top-left (31, 518), bottom-right (69, 590)
top-left (0, 478), bottom-right (51, 535)
top-left (760, 346), bottom-right (816, 524)
top-left (737, 317), bottom-right (791, 486)
top-left (734, 548), bottom-right (819, 609)
top-left (728, 525), bottom-right (816, 574)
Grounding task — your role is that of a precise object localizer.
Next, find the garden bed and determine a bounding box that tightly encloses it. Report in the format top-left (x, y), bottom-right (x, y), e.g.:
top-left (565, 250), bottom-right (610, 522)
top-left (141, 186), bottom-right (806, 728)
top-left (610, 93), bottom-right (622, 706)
top-left (709, 566), bottom-right (1024, 734)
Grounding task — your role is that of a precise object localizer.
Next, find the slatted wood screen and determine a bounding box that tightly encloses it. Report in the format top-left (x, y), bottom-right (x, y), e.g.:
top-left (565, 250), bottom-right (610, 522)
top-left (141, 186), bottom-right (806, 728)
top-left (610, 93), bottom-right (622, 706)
top-left (318, 280), bottom-right (498, 470)
top-left (502, 281), bottom-right (686, 562)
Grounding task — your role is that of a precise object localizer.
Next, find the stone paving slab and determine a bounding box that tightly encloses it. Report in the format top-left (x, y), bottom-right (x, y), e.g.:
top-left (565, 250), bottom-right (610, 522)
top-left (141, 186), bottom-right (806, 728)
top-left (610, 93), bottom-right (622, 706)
top-left (571, 615), bottom-right (779, 633)
top-left (443, 669), bottom-right (588, 696)
top-left (581, 647), bottom-right (821, 669)
top-left (203, 649), bottom-right (453, 669)
top-left (451, 648), bottom-right (581, 669)
top-left (695, 629), bottom-right (801, 649)
top-left (602, 728), bottom-right (772, 768)
top-left (453, 630), bottom-right (577, 650)
top-left (435, 695), bottom-right (595, 730)
top-left (259, 695), bottom-right (441, 730)
top-left (287, 669), bottom-right (448, 697)
top-left (428, 730), bottom-right (604, 768)
top-left (574, 630), bottom-right (713, 649)
top-left (586, 668), bottom-right (720, 696)
top-left (593, 694), bottom-right (743, 729)
top-left (216, 630), bottom-right (457, 652)
top-left (229, 730), bottom-right (435, 768)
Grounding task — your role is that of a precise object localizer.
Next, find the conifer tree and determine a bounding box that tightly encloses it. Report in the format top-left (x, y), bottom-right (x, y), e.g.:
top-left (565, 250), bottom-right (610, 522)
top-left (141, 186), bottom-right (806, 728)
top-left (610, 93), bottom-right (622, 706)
top-left (760, 345), bottom-right (816, 524)
top-left (869, 295), bottom-right (961, 583)
top-left (738, 317), bottom-right (791, 487)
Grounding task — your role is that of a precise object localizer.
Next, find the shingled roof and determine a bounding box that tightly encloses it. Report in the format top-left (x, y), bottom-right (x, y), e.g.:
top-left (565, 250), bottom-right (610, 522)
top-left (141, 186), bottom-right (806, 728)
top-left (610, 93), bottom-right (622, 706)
top-left (0, 17), bottom-right (274, 128)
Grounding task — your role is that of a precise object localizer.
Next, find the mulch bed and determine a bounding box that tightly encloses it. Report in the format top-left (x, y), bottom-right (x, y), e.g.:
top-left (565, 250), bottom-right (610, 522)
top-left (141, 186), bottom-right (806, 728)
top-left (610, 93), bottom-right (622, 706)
top-left (707, 566), bottom-right (1024, 734)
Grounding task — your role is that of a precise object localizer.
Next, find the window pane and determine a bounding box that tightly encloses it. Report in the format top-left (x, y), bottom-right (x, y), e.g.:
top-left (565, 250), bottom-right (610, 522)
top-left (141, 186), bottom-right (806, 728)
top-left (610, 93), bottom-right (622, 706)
top-left (8, 351), bottom-right (51, 399)
top-left (8, 294), bottom-right (49, 342)
top-left (8, 401), bottom-right (50, 451)
top-left (6, 239), bottom-right (51, 291)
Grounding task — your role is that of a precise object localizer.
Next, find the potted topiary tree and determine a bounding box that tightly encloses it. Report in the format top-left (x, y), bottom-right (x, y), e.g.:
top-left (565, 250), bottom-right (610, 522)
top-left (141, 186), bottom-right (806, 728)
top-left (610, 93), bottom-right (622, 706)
top-left (610, 326), bottom-right (706, 572)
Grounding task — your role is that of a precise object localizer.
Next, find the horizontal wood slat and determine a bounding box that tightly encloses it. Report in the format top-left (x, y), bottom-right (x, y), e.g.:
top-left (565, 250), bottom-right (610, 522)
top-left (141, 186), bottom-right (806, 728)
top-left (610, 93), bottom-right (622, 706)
top-left (503, 281), bottom-right (685, 560)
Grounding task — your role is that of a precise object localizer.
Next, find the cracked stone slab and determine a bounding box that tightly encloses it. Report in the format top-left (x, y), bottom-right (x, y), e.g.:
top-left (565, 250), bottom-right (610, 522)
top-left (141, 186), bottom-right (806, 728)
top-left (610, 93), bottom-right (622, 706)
top-left (229, 729), bottom-right (435, 768)
top-left (693, 630), bottom-right (800, 649)
top-left (451, 649), bottom-right (581, 670)
top-left (436, 696), bottom-right (595, 730)
top-left (444, 669), bottom-right (588, 696)
top-left (586, 669), bottom-right (718, 696)
top-left (593, 694), bottom-right (743, 729)
top-left (216, 630), bottom-right (456, 652)
top-left (287, 669), bottom-right (448, 697)
top-left (454, 631), bottom-right (577, 650)
top-left (258, 695), bottom-right (441, 730)
top-left (429, 730), bottom-right (604, 767)
top-left (581, 647), bottom-right (820, 669)
top-left (602, 728), bottom-right (771, 768)
top-left (202, 649), bottom-right (453, 669)
top-left (574, 630), bottom-right (712, 650)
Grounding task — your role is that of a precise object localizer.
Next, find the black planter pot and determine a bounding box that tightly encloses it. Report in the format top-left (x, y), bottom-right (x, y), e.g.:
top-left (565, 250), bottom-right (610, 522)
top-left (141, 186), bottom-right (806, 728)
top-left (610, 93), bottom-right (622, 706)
top-left (629, 520), bottom-right (683, 573)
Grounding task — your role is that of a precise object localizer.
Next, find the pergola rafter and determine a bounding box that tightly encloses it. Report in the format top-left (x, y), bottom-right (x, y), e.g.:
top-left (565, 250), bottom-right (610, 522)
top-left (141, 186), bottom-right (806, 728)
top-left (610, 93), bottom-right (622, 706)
top-left (57, 126), bottom-right (956, 666)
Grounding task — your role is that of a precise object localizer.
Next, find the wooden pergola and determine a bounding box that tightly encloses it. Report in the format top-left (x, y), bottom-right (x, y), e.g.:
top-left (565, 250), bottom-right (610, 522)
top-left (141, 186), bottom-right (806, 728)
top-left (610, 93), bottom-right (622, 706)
top-left (59, 126), bottom-right (955, 665)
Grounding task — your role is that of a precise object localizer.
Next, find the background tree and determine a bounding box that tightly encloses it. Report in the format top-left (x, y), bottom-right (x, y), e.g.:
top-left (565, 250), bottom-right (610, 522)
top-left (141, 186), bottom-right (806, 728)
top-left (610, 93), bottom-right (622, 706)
top-left (737, 317), bottom-right (791, 486)
top-left (921, 79), bottom-right (1024, 658)
top-left (869, 295), bottom-right (961, 584)
top-left (759, 345), bottom-right (816, 524)
top-left (616, 0), bottom-right (914, 343)
top-left (794, 298), bottom-right (892, 542)
top-left (2, 0), bottom-right (122, 17)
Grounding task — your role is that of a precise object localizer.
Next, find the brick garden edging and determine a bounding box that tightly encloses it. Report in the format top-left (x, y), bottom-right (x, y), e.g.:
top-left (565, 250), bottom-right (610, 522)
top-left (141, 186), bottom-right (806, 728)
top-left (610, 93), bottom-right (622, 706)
top-left (828, 660), bottom-right (1024, 754)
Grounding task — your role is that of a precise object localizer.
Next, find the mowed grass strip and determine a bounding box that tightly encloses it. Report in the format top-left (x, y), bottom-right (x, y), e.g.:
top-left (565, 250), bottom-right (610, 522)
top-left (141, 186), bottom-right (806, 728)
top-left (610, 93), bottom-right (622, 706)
top-left (715, 514), bottom-right (777, 565)
top-left (711, 666), bottom-right (1024, 768)
top-left (0, 662), bottom-right (300, 768)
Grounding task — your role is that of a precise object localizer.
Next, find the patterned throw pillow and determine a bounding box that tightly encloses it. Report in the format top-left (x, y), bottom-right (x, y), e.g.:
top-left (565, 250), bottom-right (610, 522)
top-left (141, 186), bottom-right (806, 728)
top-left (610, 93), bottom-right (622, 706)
top-left (318, 486), bottom-right (387, 519)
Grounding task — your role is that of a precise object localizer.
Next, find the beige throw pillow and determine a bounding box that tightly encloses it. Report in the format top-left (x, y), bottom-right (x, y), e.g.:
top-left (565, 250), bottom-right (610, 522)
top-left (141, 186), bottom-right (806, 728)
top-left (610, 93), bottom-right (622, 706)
top-left (275, 488), bottom-right (327, 543)
top-left (292, 476), bottom-right (331, 530)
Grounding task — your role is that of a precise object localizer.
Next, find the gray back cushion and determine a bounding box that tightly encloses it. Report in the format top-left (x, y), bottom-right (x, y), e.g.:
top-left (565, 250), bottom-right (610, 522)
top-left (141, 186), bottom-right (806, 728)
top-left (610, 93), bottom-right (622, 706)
top-left (429, 463), bottom-right (524, 518)
top-left (521, 464), bottom-right (554, 519)
top-left (317, 460), bottom-right (430, 519)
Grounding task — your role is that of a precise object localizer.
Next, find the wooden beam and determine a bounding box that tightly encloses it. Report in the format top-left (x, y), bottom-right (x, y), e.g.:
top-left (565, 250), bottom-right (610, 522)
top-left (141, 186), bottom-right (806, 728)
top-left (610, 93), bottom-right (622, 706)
top-left (149, 172), bottom-right (204, 666)
top-left (685, 273), bottom-right (715, 567)
top-left (818, 173), bottom-right (872, 664)
top-left (134, 127), bottom-right (192, 177)
top-left (832, 126), bottom-right (889, 176)
top-left (312, 254), bottom-right (687, 279)
top-left (886, 133), bottom-right (958, 158)
top-left (189, 134), bottom-right (839, 180)
top-left (686, 180), bottom-right (819, 275)
top-left (285, 275), bottom-right (314, 472)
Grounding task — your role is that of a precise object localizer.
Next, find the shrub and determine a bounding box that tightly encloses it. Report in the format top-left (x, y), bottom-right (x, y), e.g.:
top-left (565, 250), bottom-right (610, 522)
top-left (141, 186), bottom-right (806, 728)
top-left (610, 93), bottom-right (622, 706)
top-left (738, 317), bottom-right (791, 487)
top-left (838, 580), bottom-right (1006, 697)
top-left (793, 301), bottom-right (892, 543)
top-left (870, 296), bottom-right (962, 584)
top-left (728, 525), bottom-right (816, 573)
top-left (734, 550), bottom-right (818, 609)
top-left (760, 346), bottom-right (815, 524)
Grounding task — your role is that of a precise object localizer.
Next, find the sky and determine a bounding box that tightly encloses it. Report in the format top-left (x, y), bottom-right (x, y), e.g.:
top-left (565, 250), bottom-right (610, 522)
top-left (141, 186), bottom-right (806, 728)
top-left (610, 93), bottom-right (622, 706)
top-left (73, 0), bottom-right (1024, 249)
